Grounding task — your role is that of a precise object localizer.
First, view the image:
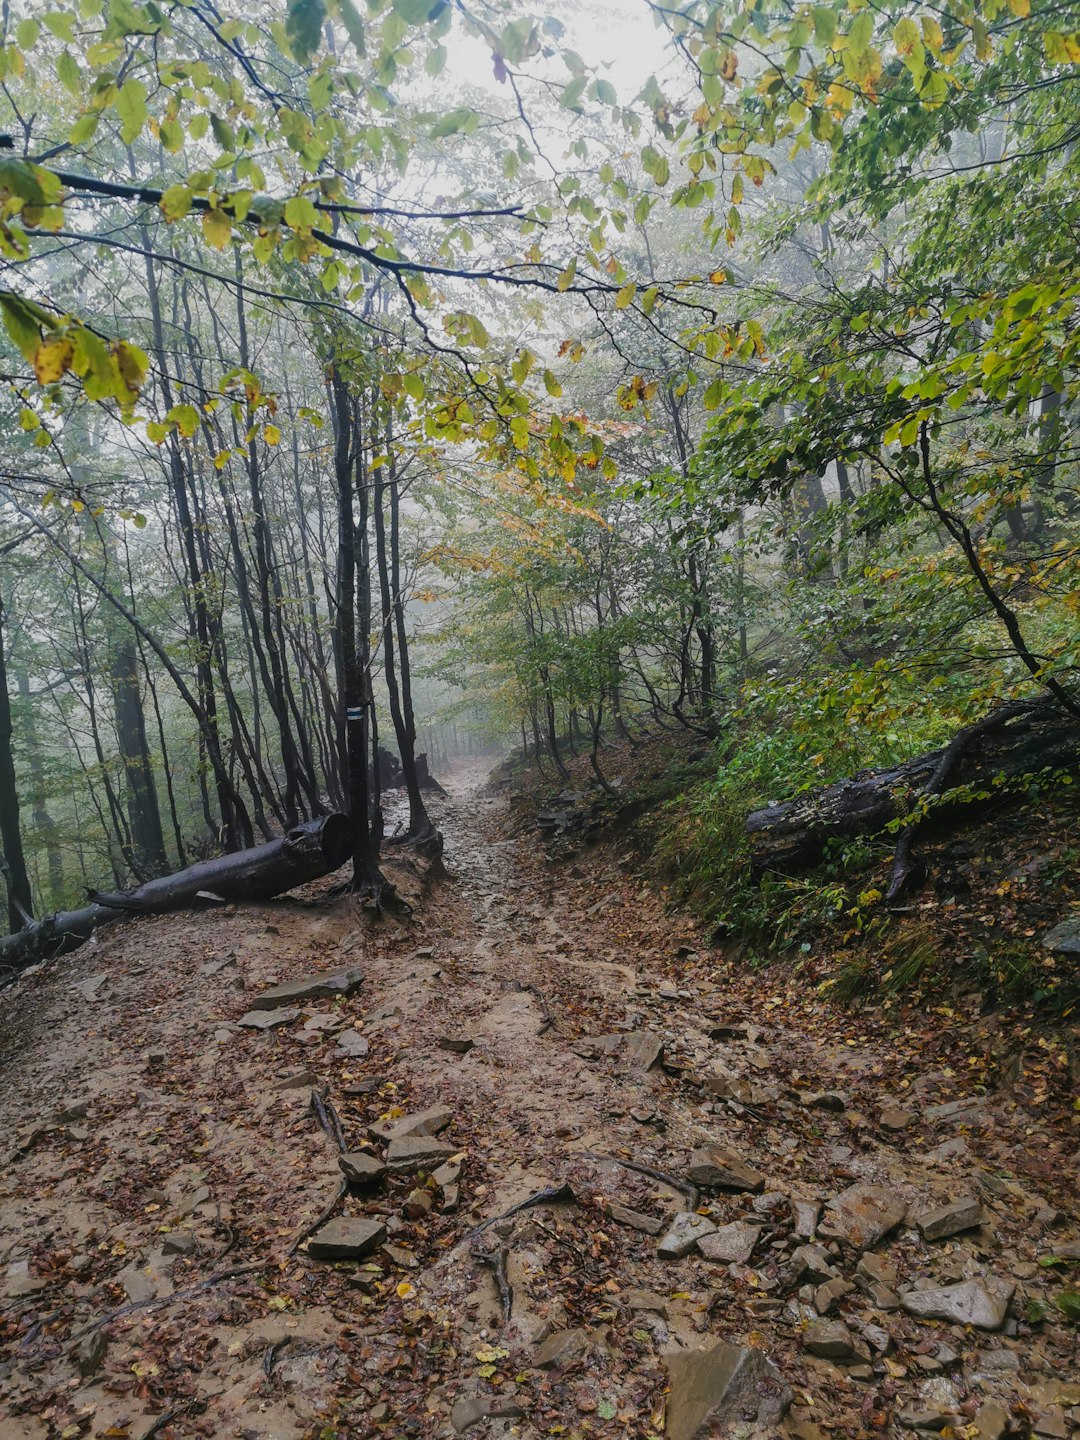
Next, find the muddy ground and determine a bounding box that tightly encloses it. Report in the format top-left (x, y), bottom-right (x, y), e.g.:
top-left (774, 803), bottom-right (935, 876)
top-left (1, 762), bottom-right (1078, 1440)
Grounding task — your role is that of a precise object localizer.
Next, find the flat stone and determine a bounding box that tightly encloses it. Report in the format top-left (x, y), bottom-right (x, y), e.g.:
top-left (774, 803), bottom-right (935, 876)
top-left (1042, 917), bottom-right (1080, 955)
top-left (250, 965), bottom-right (364, 1010)
top-left (306, 1216), bottom-right (387, 1261)
top-left (370, 1105), bottom-right (453, 1143)
top-left (974, 1400), bottom-right (1010, 1440)
top-left (687, 1146), bottom-right (766, 1193)
top-left (162, 1231), bottom-right (196, 1256)
top-left (814, 1278), bottom-right (853, 1315)
top-left (698, 1221), bottom-right (759, 1265)
top-left (432, 1160), bottom-right (462, 1188)
top-left (72, 973), bottom-right (108, 1001)
top-left (236, 1007), bottom-right (301, 1030)
top-left (818, 1183), bottom-right (907, 1250)
top-left (627, 1289), bottom-right (668, 1316)
top-left (855, 1252), bottom-right (898, 1292)
top-left (608, 1203), bottom-right (665, 1237)
top-left (593, 1030), bottom-right (664, 1072)
top-left (703, 1071), bottom-right (755, 1104)
top-left (915, 1197), bottom-right (986, 1242)
top-left (72, 1330), bottom-right (108, 1376)
top-left (804, 1318), bottom-right (858, 1361)
top-left (791, 1199), bottom-right (820, 1238)
top-left (533, 1328), bottom-right (590, 1369)
top-left (437, 1036), bottom-right (475, 1054)
top-left (339, 1151), bottom-right (387, 1187)
top-left (269, 1069), bottom-right (319, 1091)
top-left (335, 1030), bottom-right (370, 1057)
top-left (900, 1278), bottom-right (1013, 1330)
top-left (382, 1243), bottom-right (419, 1269)
top-left (385, 1135), bottom-right (454, 1174)
top-left (790, 1245), bottom-right (839, 1284)
top-left (450, 1397), bottom-right (526, 1433)
top-left (665, 1339), bottom-right (792, 1440)
top-left (657, 1211), bottom-right (718, 1259)
top-left (706, 1022), bottom-right (752, 1040)
top-left (880, 1108), bottom-right (916, 1132)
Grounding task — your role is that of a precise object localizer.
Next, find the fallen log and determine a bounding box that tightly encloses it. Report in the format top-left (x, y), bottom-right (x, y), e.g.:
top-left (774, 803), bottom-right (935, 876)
top-left (0, 813), bottom-right (351, 975)
top-left (746, 703), bottom-right (1080, 875)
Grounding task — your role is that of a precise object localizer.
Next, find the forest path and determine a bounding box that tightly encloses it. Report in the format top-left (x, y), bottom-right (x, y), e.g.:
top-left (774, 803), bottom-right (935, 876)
top-left (1, 765), bottom-right (1078, 1440)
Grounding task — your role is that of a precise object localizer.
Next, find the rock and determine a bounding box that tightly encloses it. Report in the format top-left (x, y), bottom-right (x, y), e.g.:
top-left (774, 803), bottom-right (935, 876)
top-left (1033, 1410), bottom-right (1069, 1439)
top-left (269, 1070), bottom-right (319, 1091)
top-left (432, 1160), bottom-right (462, 1188)
top-left (900, 1277), bottom-right (1013, 1330)
top-left (818, 1183), bottom-right (907, 1250)
top-left (706, 1022), bottom-right (752, 1040)
top-left (608, 1203), bottom-right (665, 1237)
top-left (403, 1187), bottom-right (433, 1220)
top-left (381, 1244), bottom-right (418, 1269)
top-left (664, 1339), bottom-right (792, 1440)
top-left (335, 1030), bottom-right (369, 1058)
top-left (72, 973), bottom-right (108, 1001)
top-left (1042, 916), bottom-right (1080, 955)
top-left (306, 1217), bottom-right (387, 1261)
top-left (703, 1071), bottom-right (755, 1104)
top-left (752, 1191), bottom-right (787, 1216)
top-left (915, 1197), bottom-right (986, 1242)
top-left (1042, 1238), bottom-right (1080, 1261)
top-left (593, 1030), bottom-right (664, 1072)
top-left (250, 965), bottom-right (364, 1010)
top-left (441, 1183), bottom-right (460, 1213)
top-left (657, 1212), bottom-right (718, 1259)
top-left (627, 1289), bottom-right (668, 1316)
top-left (804, 1092), bottom-right (846, 1113)
top-left (789, 1245), bottom-right (839, 1284)
top-left (56, 1096), bottom-right (92, 1122)
top-left (814, 1278), bottom-right (854, 1315)
top-left (437, 1036), bottom-right (475, 1054)
top-left (162, 1231), bottom-right (195, 1256)
top-left (72, 1330), bottom-right (108, 1376)
top-left (974, 1400), bottom-right (1009, 1440)
top-left (804, 1319), bottom-right (859, 1361)
top-left (236, 1007), bottom-right (301, 1030)
top-left (698, 1221), bottom-right (759, 1265)
top-left (855, 1252), bottom-right (898, 1292)
top-left (791, 1199), bottom-right (820, 1238)
top-left (533, 1328), bottom-right (590, 1369)
top-left (338, 1151), bottom-right (387, 1188)
top-left (370, 1105), bottom-right (453, 1143)
top-left (3, 1260), bottom-right (47, 1298)
top-left (897, 1379), bottom-right (963, 1432)
top-left (687, 1146), bottom-right (766, 1193)
top-left (880, 1108), bottom-right (916, 1132)
top-left (450, 1396), bottom-right (526, 1433)
top-left (386, 1135), bottom-right (454, 1174)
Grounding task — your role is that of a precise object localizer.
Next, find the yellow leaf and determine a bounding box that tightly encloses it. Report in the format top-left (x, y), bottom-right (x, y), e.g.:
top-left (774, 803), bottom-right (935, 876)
top-left (201, 206), bottom-right (232, 250)
top-left (709, 269), bottom-right (727, 284)
top-left (615, 281), bottom-right (636, 309)
top-left (264, 423), bottom-right (281, 445)
top-left (396, 1280), bottom-right (416, 1300)
top-left (33, 334), bottom-right (74, 384)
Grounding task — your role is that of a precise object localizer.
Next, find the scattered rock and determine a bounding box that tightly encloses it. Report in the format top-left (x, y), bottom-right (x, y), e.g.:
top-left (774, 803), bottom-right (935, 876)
top-left (370, 1105), bottom-right (453, 1143)
top-left (973, 1400), bottom-right (1010, 1440)
top-left (791, 1199), bottom-right (820, 1239)
top-left (804, 1091), bottom-right (846, 1113)
top-left (804, 1318), bottom-right (859, 1362)
top-left (386, 1135), bottom-right (454, 1174)
top-left (698, 1221), bottom-right (759, 1265)
top-left (687, 1146), bottom-right (766, 1193)
top-left (855, 1252), bottom-right (898, 1292)
top-left (814, 1278), bottom-right (854, 1315)
top-left (335, 1030), bottom-right (370, 1058)
top-left (789, 1245), bottom-right (839, 1285)
top-left (657, 1212), bottom-right (718, 1259)
top-left (437, 1036), bottom-right (475, 1054)
top-left (450, 1396), bottom-right (526, 1433)
top-left (592, 1030), bottom-right (664, 1072)
top-left (236, 1007), bottom-right (301, 1030)
top-left (915, 1197), bottom-right (986, 1242)
top-left (706, 1022), bottom-right (752, 1041)
top-left (72, 1330), bottom-right (108, 1376)
top-left (250, 965), bottom-right (364, 1010)
top-left (382, 1243), bottom-right (418, 1269)
top-left (2, 1260), bottom-right (46, 1299)
top-left (72, 973), bottom-right (108, 1002)
top-left (403, 1187), bottom-right (433, 1220)
top-left (900, 1278), bottom-right (1013, 1330)
top-left (432, 1159), bottom-right (462, 1188)
top-left (338, 1151), bottom-right (387, 1188)
top-left (703, 1071), bottom-right (755, 1104)
top-left (533, 1328), bottom-right (590, 1370)
top-left (818, 1183), bottom-right (907, 1250)
top-left (608, 1203), bottom-right (665, 1237)
top-left (627, 1289), bottom-right (668, 1317)
top-left (665, 1339), bottom-right (793, 1440)
top-left (306, 1217), bottom-right (387, 1261)
top-left (56, 1096), bottom-right (91, 1122)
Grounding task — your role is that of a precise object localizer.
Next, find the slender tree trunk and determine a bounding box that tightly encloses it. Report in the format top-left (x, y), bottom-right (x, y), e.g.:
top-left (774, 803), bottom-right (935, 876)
top-left (0, 594), bottom-right (34, 931)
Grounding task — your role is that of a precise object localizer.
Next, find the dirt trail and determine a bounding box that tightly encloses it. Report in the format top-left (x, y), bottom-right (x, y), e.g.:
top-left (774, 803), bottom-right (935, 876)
top-left (1, 765), bottom-right (1078, 1440)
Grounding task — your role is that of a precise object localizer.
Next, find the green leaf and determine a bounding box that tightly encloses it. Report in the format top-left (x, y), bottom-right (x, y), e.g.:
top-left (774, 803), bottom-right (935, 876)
top-left (56, 49), bottom-right (81, 94)
top-left (285, 0), bottom-right (326, 62)
top-left (284, 194), bottom-right (320, 230)
top-left (16, 18), bottom-right (41, 49)
top-left (116, 79), bottom-right (148, 144)
top-left (160, 185), bottom-right (193, 222)
top-left (0, 290), bottom-right (52, 361)
top-left (166, 403), bottom-right (201, 438)
top-left (392, 0), bottom-right (445, 23)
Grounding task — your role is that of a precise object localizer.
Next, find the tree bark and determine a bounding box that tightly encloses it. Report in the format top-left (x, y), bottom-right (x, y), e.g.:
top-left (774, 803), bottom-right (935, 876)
top-left (0, 594), bottom-right (34, 931)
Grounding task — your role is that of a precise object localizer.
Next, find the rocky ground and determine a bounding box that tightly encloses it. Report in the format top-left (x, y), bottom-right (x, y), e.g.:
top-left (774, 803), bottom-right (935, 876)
top-left (1, 761), bottom-right (1078, 1440)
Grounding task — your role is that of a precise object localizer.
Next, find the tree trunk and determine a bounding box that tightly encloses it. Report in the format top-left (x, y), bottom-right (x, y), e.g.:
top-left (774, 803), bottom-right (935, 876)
top-left (746, 703), bottom-right (1080, 873)
top-left (0, 595), bottom-right (34, 931)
